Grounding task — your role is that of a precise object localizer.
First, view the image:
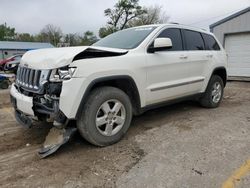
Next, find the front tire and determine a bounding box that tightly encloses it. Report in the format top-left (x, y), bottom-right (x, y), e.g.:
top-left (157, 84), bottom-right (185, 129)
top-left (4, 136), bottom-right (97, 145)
top-left (77, 86), bottom-right (132, 146)
top-left (200, 75), bottom-right (224, 108)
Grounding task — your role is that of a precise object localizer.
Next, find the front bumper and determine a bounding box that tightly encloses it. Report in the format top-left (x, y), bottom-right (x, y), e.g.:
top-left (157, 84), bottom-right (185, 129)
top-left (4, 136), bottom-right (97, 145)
top-left (10, 76), bottom-right (87, 127)
top-left (10, 84), bottom-right (34, 116)
top-left (10, 83), bottom-right (67, 128)
top-left (10, 84), bottom-right (35, 128)
top-left (10, 83), bottom-right (78, 158)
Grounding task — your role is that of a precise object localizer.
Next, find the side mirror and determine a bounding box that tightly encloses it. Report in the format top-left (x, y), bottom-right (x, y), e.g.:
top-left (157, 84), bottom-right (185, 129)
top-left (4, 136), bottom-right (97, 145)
top-left (148, 38), bottom-right (172, 53)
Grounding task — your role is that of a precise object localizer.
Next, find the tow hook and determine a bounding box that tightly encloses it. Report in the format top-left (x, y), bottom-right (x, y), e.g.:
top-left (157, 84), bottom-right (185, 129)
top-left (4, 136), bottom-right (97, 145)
top-left (38, 127), bottom-right (77, 158)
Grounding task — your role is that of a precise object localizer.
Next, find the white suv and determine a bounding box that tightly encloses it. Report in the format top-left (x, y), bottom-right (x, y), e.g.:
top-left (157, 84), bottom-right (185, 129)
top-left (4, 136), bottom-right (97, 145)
top-left (10, 24), bottom-right (227, 151)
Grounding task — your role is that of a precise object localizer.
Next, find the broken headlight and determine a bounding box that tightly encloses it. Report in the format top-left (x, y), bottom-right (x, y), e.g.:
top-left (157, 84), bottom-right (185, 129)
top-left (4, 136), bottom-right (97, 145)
top-left (49, 66), bottom-right (76, 82)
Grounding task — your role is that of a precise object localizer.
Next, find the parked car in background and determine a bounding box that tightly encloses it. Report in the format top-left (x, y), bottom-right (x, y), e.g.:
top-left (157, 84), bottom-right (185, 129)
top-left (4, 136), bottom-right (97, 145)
top-left (0, 54), bottom-right (23, 73)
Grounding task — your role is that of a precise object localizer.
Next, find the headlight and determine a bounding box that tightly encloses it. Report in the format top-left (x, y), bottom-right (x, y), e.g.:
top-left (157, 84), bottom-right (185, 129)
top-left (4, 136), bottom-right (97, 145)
top-left (49, 66), bottom-right (76, 82)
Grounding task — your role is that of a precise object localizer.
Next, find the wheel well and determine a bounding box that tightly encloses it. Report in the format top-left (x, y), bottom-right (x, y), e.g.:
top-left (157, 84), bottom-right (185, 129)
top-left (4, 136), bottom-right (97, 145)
top-left (77, 76), bottom-right (141, 118)
top-left (212, 67), bottom-right (227, 87)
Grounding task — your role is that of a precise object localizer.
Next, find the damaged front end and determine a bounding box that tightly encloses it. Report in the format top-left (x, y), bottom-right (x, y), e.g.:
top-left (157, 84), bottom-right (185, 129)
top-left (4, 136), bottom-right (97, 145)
top-left (13, 67), bottom-right (67, 126)
top-left (33, 82), bottom-right (67, 127)
top-left (10, 46), bottom-right (128, 158)
top-left (11, 65), bottom-right (76, 158)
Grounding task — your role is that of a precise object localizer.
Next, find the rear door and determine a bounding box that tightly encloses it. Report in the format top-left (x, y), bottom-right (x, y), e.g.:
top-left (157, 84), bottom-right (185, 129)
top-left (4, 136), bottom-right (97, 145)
top-left (201, 33), bottom-right (224, 83)
top-left (181, 29), bottom-right (210, 90)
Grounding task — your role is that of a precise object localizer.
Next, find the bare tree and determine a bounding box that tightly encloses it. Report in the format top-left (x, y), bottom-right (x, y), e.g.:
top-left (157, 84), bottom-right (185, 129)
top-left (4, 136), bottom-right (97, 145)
top-left (128, 5), bottom-right (170, 27)
top-left (63, 33), bottom-right (80, 46)
top-left (38, 24), bottom-right (63, 46)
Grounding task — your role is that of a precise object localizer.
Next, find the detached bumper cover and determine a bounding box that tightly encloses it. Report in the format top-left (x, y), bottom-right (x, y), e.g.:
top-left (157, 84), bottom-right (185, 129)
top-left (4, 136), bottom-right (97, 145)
top-left (38, 127), bottom-right (77, 158)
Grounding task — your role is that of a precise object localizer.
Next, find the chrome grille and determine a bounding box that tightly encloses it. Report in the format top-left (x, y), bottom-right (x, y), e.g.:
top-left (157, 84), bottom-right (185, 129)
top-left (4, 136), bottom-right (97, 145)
top-left (16, 66), bottom-right (50, 92)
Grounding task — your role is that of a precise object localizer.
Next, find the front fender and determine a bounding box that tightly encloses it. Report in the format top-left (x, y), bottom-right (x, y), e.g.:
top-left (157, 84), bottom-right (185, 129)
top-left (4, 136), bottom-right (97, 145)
top-left (59, 74), bottom-right (144, 119)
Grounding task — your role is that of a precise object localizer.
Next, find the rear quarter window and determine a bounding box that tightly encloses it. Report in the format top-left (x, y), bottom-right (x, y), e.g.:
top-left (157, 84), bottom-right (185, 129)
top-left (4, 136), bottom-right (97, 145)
top-left (202, 33), bottom-right (220, 51)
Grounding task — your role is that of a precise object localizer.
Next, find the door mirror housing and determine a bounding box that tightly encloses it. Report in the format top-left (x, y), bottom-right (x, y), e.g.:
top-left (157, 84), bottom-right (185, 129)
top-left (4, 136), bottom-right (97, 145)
top-left (148, 38), bottom-right (173, 53)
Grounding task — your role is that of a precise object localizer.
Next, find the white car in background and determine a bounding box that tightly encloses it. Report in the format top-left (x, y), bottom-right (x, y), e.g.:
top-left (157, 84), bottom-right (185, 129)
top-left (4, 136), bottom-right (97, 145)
top-left (10, 24), bottom-right (227, 157)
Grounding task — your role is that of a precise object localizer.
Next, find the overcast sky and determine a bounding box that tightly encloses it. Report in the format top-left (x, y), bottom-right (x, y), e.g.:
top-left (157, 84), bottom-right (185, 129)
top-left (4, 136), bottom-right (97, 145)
top-left (0, 0), bottom-right (249, 35)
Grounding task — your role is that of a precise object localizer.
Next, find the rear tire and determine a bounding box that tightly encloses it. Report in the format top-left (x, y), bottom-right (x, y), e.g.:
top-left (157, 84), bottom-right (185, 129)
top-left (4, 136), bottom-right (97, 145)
top-left (200, 75), bottom-right (224, 108)
top-left (77, 86), bottom-right (132, 146)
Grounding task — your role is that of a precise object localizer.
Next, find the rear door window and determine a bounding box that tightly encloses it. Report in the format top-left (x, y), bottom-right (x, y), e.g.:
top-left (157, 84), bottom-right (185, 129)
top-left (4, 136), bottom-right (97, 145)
top-left (157, 28), bottom-right (183, 51)
top-left (202, 33), bottom-right (220, 50)
top-left (183, 30), bottom-right (205, 50)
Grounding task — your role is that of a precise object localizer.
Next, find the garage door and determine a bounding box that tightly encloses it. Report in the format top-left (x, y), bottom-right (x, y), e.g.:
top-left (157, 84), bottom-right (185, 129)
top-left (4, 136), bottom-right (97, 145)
top-left (225, 33), bottom-right (250, 77)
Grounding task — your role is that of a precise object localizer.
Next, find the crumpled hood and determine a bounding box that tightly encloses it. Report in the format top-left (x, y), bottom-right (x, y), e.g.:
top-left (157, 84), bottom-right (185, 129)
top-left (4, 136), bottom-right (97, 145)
top-left (20, 46), bottom-right (128, 70)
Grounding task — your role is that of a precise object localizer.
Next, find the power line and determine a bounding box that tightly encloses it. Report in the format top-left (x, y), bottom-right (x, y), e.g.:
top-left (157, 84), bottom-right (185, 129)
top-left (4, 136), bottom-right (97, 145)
top-left (188, 7), bottom-right (247, 25)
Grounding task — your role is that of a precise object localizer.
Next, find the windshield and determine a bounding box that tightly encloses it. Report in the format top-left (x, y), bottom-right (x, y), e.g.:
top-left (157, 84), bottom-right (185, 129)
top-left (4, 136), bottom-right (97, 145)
top-left (93, 26), bottom-right (157, 49)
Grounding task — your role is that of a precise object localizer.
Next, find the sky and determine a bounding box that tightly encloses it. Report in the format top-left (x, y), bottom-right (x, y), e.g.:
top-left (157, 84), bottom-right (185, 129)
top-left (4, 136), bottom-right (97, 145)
top-left (0, 0), bottom-right (249, 35)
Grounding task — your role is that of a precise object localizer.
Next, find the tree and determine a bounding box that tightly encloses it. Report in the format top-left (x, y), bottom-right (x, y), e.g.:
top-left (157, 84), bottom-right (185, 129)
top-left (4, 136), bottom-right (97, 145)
top-left (99, 0), bottom-right (146, 38)
top-left (38, 24), bottom-right (63, 46)
top-left (99, 26), bottom-right (116, 39)
top-left (0, 23), bottom-right (98, 47)
top-left (64, 33), bottom-right (80, 46)
top-left (16, 33), bottom-right (35, 42)
top-left (80, 31), bottom-right (98, 45)
top-left (62, 31), bottom-right (98, 46)
top-left (0, 23), bottom-right (16, 41)
top-left (128, 5), bottom-right (170, 27)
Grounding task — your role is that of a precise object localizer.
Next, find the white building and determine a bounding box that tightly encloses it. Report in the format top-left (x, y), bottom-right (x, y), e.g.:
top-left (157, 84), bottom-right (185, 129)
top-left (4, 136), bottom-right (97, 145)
top-left (0, 41), bottom-right (54, 60)
top-left (210, 7), bottom-right (250, 77)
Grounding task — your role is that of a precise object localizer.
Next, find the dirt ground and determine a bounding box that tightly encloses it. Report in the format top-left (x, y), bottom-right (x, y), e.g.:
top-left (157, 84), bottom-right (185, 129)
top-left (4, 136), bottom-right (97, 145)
top-left (0, 81), bottom-right (250, 188)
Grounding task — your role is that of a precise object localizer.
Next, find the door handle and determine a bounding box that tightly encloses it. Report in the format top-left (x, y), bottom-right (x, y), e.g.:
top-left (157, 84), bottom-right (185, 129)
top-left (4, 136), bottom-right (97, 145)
top-left (179, 55), bottom-right (188, 59)
top-left (206, 54), bottom-right (213, 58)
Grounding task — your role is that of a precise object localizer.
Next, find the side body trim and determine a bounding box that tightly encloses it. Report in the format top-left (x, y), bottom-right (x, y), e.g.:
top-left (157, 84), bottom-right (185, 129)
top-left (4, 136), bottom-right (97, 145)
top-left (140, 93), bottom-right (203, 114)
top-left (150, 78), bottom-right (205, 92)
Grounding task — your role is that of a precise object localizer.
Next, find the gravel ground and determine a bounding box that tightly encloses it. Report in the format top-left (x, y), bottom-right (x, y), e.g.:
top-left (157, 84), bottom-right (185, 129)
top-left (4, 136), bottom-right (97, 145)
top-left (0, 81), bottom-right (249, 188)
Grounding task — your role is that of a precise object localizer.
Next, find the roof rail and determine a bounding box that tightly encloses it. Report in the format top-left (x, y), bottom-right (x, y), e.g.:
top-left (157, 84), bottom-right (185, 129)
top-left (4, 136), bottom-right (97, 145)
top-left (169, 22), bottom-right (179, 24)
